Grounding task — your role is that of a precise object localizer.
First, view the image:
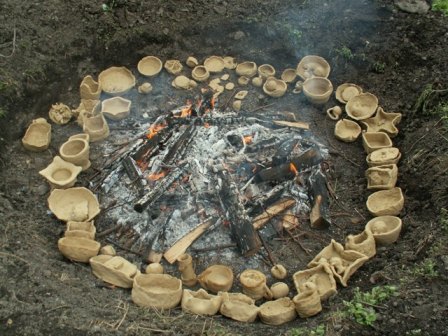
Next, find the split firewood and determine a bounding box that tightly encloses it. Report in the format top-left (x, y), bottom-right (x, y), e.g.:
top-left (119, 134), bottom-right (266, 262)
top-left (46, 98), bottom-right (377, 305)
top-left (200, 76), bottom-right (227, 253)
top-left (307, 169), bottom-right (331, 229)
top-left (253, 198), bottom-right (296, 230)
top-left (273, 120), bottom-right (310, 130)
top-left (282, 209), bottom-right (299, 230)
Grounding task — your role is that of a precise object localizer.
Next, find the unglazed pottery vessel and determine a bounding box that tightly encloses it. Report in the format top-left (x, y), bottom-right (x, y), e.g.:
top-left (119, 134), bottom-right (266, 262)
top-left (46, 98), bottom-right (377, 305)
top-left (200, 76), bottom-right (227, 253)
top-left (236, 61), bottom-right (257, 77)
top-left (74, 99), bottom-right (100, 126)
top-left (83, 113), bottom-right (110, 142)
top-left (59, 135), bottom-right (90, 170)
top-left (258, 64), bottom-right (276, 79)
top-left (302, 77), bottom-right (333, 104)
top-left (58, 237), bottom-right (100, 263)
top-left (164, 59), bottom-right (183, 75)
top-left (181, 289), bottom-right (223, 316)
top-left (327, 106), bottom-right (343, 120)
top-left (98, 66), bottom-right (135, 96)
top-left (49, 103), bottom-right (72, 125)
top-left (233, 100), bottom-right (242, 111)
top-left (132, 273), bottom-right (182, 309)
top-left (223, 56), bottom-right (237, 69)
top-left (366, 187), bottom-right (404, 216)
top-left (39, 156), bottom-right (82, 189)
top-left (259, 297), bottom-right (297, 326)
top-left (172, 75), bottom-right (195, 90)
top-left (65, 220), bottom-right (96, 240)
top-left (293, 80), bottom-right (304, 94)
top-left (186, 56), bottom-right (198, 68)
top-left (334, 119), bottom-right (362, 142)
top-left (251, 76), bottom-right (264, 87)
top-left (177, 253), bottom-right (197, 287)
top-left (362, 131), bottom-right (393, 153)
top-left (235, 90), bottom-right (248, 100)
top-left (198, 265), bottom-right (233, 293)
top-left (99, 245), bottom-right (116, 256)
top-left (367, 147), bottom-right (401, 167)
top-left (238, 76), bottom-right (250, 86)
top-left (262, 77), bottom-right (287, 98)
top-left (292, 282), bottom-right (322, 318)
top-left (270, 282), bottom-right (289, 299)
top-left (219, 292), bottom-right (259, 323)
top-left (345, 93), bottom-right (379, 120)
top-left (138, 82), bottom-right (153, 94)
top-left (204, 56), bottom-right (225, 73)
top-left (48, 187), bottom-right (100, 222)
top-left (335, 83), bottom-right (363, 104)
top-left (191, 65), bottom-right (210, 82)
top-left (239, 269), bottom-right (273, 300)
top-left (271, 264), bottom-right (287, 280)
top-left (145, 262), bottom-right (164, 274)
top-left (366, 164), bottom-right (398, 190)
top-left (292, 262), bottom-right (337, 300)
top-left (80, 75), bottom-right (101, 100)
top-left (345, 230), bottom-right (376, 258)
top-left (360, 107), bottom-right (402, 137)
top-left (281, 68), bottom-right (297, 83)
top-left (91, 255), bottom-right (140, 288)
top-left (101, 96), bottom-right (132, 120)
top-left (296, 55), bottom-right (331, 80)
top-left (137, 56), bottom-right (163, 77)
top-left (365, 216), bottom-right (403, 245)
top-left (225, 82), bottom-right (235, 90)
top-left (22, 118), bottom-right (51, 152)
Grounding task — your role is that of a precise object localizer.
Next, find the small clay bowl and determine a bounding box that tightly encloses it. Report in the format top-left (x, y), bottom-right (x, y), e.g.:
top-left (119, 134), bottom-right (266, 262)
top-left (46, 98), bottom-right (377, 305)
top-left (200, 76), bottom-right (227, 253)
top-left (345, 93), bottom-right (378, 120)
top-left (366, 187), bottom-right (404, 216)
top-left (302, 77), bottom-right (333, 105)
top-left (101, 97), bottom-right (132, 120)
top-left (204, 56), bottom-right (225, 73)
top-left (334, 119), bottom-right (362, 142)
top-left (335, 83), bottom-right (363, 104)
top-left (236, 61), bottom-right (257, 77)
top-left (366, 147), bottom-right (401, 167)
top-left (98, 66), bottom-right (135, 96)
top-left (258, 64), bottom-right (276, 79)
top-left (281, 68), bottom-right (297, 83)
top-left (263, 77), bottom-right (287, 98)
top-left (362, 131), bottom-right (393, 154)
top-left (191, 65), bottom-right (210, 82)
top-left (296, 55), bottom-right (331, 80)
top-left (365, 216), bottom-right (403, 245)
top-left (137, 56), bottom-right (163, 77)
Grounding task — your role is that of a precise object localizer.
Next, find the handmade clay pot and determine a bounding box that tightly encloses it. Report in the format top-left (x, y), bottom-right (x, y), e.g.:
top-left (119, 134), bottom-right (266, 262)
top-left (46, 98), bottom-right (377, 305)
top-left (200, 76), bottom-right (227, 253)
top-left (146, 262), bottom-right (164, 274)
top-left (271, 264), bottom-right (287, 280)
top-left (22, 118), bottom-right (51, 152)
top-left (366, 187), bottom-right (404, 216)
top-left (308, 239), bottom-right (369, 287)
top-left (164, 59), bottom-right (183, 75)
top-left (74, 99), bottom-right (100, 126)
top-left (293, 80), bottom-right (304, 94)
top-left (362, 131), bottom-right (393, 154)
top-left (181, 289), bottom-right (223, 316)
top-left (225, 82), bottom-right (235, 90)
top-left (172, 75), bottom-right (195, 90)
top-left (365, 216), bottom-right (403, 245)
top-left (204, 56), bottom-right (225, 73)
top-left (58, 237), bottom-right (100, 263)
top-left (101, 97), bottom-right (132, 120)
top-left (59, 136), bottom-right (90, 171)
top-left (258, 64), bottom-right (276, 79)
top-left (49, 103), bottom-right (72, 125)
top-left (281, 68), bottom-right (297, 83)
top-left (83, 113), bottom-right (110, 142)
top-left (223, 56), bottom-right (237, 69)
top-left (292, 282), bottom-right (322, 318)
top-left (219, 292), bottom-right (259, 323)
top-left (292, 262), bottom-right (337, 301)
top-left (360, 107), bottom-right (403, 137)
top-left (99, 245), bottom-right (116, 256)
top-left (263, 77), bottom-right (287, 98)
top-left (138, 82), bottom-right (153, 94)
top-left (270, 282), bottom-right (289, 299)
top-left (238, 76), bottom-right (250, 86)
top-left (198, 265), bottom-right (233, 293)
top-left (91, 255), bottom-right (140, 288)
top-left (235, 90), bottom-right (248, 100)
top-left (335, 83), bottom-right (363, 104)
top-left (345, 230), bottom-right (376, 258)
top-left (191, 65), bottom-right (210, 82)
top-left (80, 75), bottom-right (101, 100)
top-left (98, 66), bottom-right (135, 96)
top-left (65, 220), bottom-right (96, 240)
top-left (251, 76), bottom-right (264, 87)
top-left (239, 269), bottom-right (273, 300)
top-left (137, 56), bottom-right (162, 77)
top-left (296, 55), bottom-right (331, 80)
top-left (47, 187), bottom-right (100, 222)
top-left (345, 93), bottom-right (379, 120)
top-left (236, 61), bottom-right (257, 77)
top-left (327, 106), bottom-right (343, 120)
top-left (367, 147), bottom-right (401, 167)
top-left (132, 273), bottom-right (182, 309)
top-left (177, 253), bottom-right (197, 287)
top-left (233, 100), bottom-right (242, 111)
top-left (259, 297), bottom-right (297, 326)
top-left (302, 77), bottom-right (333, 105)
top-left (334, 119), bottom-right (362, 142)
top-left (221, 73), bottom-right (230, 80)
top-left (366, 164), bottom-right (398, 190)
top-left (39, 156), bottom-right (82, 189)
top-left (186, 56), bottom-right (198, 68)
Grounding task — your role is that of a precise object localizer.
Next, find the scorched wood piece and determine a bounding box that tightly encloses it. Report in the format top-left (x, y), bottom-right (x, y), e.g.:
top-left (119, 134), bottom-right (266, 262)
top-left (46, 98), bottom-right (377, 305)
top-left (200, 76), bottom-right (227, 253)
top-left (122, 157), bottom-right (145, 196)
top-left (252, 198), bottom-right (296, 230)
top-left (307, 168), bottom-right (331, 229)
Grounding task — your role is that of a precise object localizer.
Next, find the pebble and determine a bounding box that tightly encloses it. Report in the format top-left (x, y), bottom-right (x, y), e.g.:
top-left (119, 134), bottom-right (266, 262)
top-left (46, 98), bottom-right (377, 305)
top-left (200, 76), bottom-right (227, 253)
top-left (35, 184), bottom-right (49, 196)
top-left (234, 31), bottom-right (245, 40)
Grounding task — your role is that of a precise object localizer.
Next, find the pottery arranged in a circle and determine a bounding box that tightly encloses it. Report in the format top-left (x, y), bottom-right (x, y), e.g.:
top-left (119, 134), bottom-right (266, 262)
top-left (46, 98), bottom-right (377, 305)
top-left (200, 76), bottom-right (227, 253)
top-left (271, 264), bottom-right (287, 280)
top-left (204, 56), bottom-right (225, 73)
top-left (101, 96), bottom-right (132, 120)
top-left (334, 119), bottom-right (362, 142)
top-left (191, 65), bottom-right (210, 82)
top-left (137, 56), bottom-right (163, 77)
top-left (292, 282), bottom-right (322, 318)
top-left (259, 297), bottom-right (297, 325)
top-left (296, 55), bottom-right (331, 80)
top-left (360, 107), bottom-right (402, 137)
top-left (327, 106), bottom-right (343, 120)
top-left (345, 229), bottom-right (376, 258)
top-left (240, 269), bottom-right (273, 300)
top-left (22, 118), bottom-right (52, 152)
top-left (362, 131), bottom-right (393, 154)
top-left (366, 164), bottom-right (398, 190)
top-left (91, 255), bottom-right (140, 288)
top-left (236, 61), bottom-right (257, 77)
top-left (83, 113), bottom-right (110, 142)
top-left (293, 262), bottom-right (337, 301)
top-left (367, 147), bottom-right (401, 167)
top-left (58, 237), bottom-right (100, 263)
top-left (49, 103), bottom-right (73, 125)
top-left (75, 99), bottom-right (100, 126)
top-left (198, 265), bottom-right (233, 293)
top-left (59, 135), bottom-right (90, 170)
top-left (235, 90), bottom-right (248, 100)
top-left (238, 76), bottom-right (250, 86)
top-left (219, 292), bottom-right (259, 323)
top-left (186, 56), bottom-right (198, 68)
top-left (172, 75), bottom-right (196, 90)
top-left (48, 187), bottom-right (100, 222)
top-left (258, 64), bottom-right (276, 79)
top-left (138, 82), bottom-right (153, 94)
top-left (145, 262), bottom-right (164, 274)
top-left (100, 245), bottom-right (116, 256)
top-left (365, 216), bottom-right (403, 245)
top-left (281, 68), bottom-right (297, 83)
top-left (223, 56), bottom-right (237, 69)
top-left (251, 76), bottom-right (264, 87)
top-left (177, 253), bottom-right (197, 287)
top-left (80, 75), bottom-right (101, 100)
top-left (164, 59), bottom-right (183, 75)
top-left (98, 66), bottom-right (135, 96)
top-left (302, 77), bottom-right (333, 105)
top-left (270, 282), bottom-right (289, 299)
top-left (65, 221), bottom-right (96, 240)
top-left (39, 156), bottom-right (82, 189)
top-left (366, 187), bottom-right (404, 216)
top-left (335, 83), bottom-right (363, 104)
top-left (263, 77), bottom-right (287, 98)
top-left (181, 289), bottom-right (223, 316)
top-left (132, 273), bottom-right (182, 309)
top-left (345, 93), bottom-right (378, 120)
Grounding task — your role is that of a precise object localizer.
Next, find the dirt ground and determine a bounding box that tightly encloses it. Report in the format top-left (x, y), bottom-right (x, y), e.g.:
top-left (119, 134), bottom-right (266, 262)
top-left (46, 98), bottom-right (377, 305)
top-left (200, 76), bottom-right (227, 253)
top-left (0, 0), bottom-right (447, 335)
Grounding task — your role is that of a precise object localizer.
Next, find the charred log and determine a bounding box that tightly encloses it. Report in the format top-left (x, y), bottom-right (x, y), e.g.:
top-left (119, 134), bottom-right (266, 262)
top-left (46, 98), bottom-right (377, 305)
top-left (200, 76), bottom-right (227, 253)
top-left (307, 168), bottom-right (331, 229)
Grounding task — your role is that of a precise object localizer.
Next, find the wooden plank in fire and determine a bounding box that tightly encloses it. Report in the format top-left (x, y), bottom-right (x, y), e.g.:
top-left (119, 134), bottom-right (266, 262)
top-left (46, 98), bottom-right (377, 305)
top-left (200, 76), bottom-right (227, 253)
top-left (307, 168), bottom-right (331, 229)
top-left (273, 120), bottom-right (310, 130)
top-left (252, 198), bottom-right (296, 230)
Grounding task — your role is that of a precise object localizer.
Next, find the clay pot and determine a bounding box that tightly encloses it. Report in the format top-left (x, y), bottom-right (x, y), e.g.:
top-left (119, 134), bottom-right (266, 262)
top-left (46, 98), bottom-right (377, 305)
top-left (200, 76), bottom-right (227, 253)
top-left (327, 106), bottom-right (342, 120)
top-left (65, 220), bottom-right (96, 240)
top-left (292, 262), bottom-right (337, 301)
top-left (39, 156), bottom-right (82, 189)
top-left (302, 77), bottom-right (333, 105)
top-left (74, 99), bottom-right (100, 126)
top-left (83, 113), bottom-right (110, 142)
top-left (191, 65), bottom-right (210, 82)
top-left (258, 64), bottom-right (276, 79)
top-left (137, 56), bottom-right (162, 77)
top-left (296, 55), bottom-right (331, 80)
top-left (270, 282), bottom-right (289, 299)
top-left (225, 82), bottom-right (235, 90)
top-left (132, 273), bottom-right (182, 309)
top-left (177, 253), bottom-right (197, 287)
top-left (239, 269), bottom-right (273, 300)
top-left (271, 264), bottom-right (287, 280)
top-left (259, 297), bottom-right (297, 326)
top-left (98, 66), bottom-right (135, 96)
top-left (101, 97), bottom-right (132, 120)
top-left (335, 83), bottom-right (363, 104)
top-left (366, 164), bottom-right (398, 190)
top-left (251, 76), bottom-right (264, 87)
top-left (263, 77), bottom-right (287, 98)
top-left (345, 93), bottom-right (379, 120)
top-left (233, 100), bottom-right (242, 111)
top-left (91, 255), bottom-right (140, 288)
top-left (47, 187), bottom-right (100, 222)
top-left (281, 68), bottom-right (297, 83)
top-left (171, 75), bottom-right (195, 90)
top-left (238, 76), bottom-right (250, 86)
top-left (138, 82), bottom-right (153, 94)
top-left (99, 245), bottom-right (116, 256)
top-left (22, 118), bottom-right (52, 152)
top-left (186, 56), bottom-right (198, 68)
top-left (292, 282), bottom-right (322, 318)
top-left (223, 56), bottom-right (237, 69)
top-left (80, 75), bottom-right (101, 100)
top-left (292, 80), bottom-right (304, 94)
top-left (181, 289), bottom-right (223, 316)
top-left (219, 292), bottom-right (259, 323)
top-left (49, 103), bottom-right (72, 125)
top-left (334, 119), bottom-right (362, 142)
top-left (164, 59), bottom-right (183, 75)
top-left (360, 107), bottom-right (402, 137)
top-left (221, 73), bottom-right (230, 80)
top-left (366, 187), bottom-right (404, 216)
top-left (236, 61), bottom-right (257, 77)
top-left (198, 265), bottom-right (233, 293)
top-left (59, 135), bottom-right (90, 171)
top-left (362, 131), bottom-right (393, 154)
top-left (146, 262), bottom-right (164, 274)
top-left (58, 237), bottom-right (100, 263)
top-left (204, 56), bottom-right (225, 73)
top-left (365, 216), bottom-right (403, 245)
top-left (345, 230), bottom-right (376, 258)
top-left (367, 147), bottom-right (401, 167)
top-left (235, 90), bottom-right (248, 100)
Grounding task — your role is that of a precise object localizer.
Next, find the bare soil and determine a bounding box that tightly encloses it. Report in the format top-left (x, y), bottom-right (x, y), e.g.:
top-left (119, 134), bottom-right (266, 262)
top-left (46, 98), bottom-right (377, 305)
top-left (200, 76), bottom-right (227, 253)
top-left (0, 0), bottom-right (447, 335)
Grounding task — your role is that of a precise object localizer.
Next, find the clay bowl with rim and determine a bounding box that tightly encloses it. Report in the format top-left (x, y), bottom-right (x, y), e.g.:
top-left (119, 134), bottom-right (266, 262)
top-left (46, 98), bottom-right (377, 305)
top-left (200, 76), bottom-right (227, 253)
top-left (132, 273), bottom-right (182, 309)
top-left (262, 77), bottom-right (287, 98)
top-left (83, 113), bottom-right (110, 142)
top-left (236, 61), bottom-right (257, 77)
top-left (259, 297), bottom-right (297, 326)
top-left (367, 147), bottom-right (401, 167)
top-left (164, 59), bottom-right (183, 75)
top-left (366, 164), bottom-right (398, 190)
top-left (186, 56), bottom-right (198, 68)
top-left (365, 216), bottom-right (403, 245)
top-left (292, 282), bottom-right (322, 318)
top-left (198, 265), bottom-right (234, 293)
top-left (302, 77), bottom-right (333, 105)
top-left (345, 229), bottom-right (376, 258)
top-left (22, 118), bottom-right (51, 152)
top-left (171, 75), bottom-right (193, 90)
top-left (101, 97), bottom-right (132, 120)
top-left (335, 83), bottom-right (363, 104)
top-left (48, 187), bottom-right (100, 222)
top-left (345, 92), bottom-right (378, 120)
top-left (191, 65), bottom-right (210, 82)
top-left (296, 55), bottom-right (331, 80)
top-left (58, 237), bottom-right (100, 263)
top-left (281, 68), bottom-right (297, 83)
top-left (366, 187), bottom-right (404, 216)
top-left (204, 56), bottom-right (225, 73)
top-left (218, 292), bottom-right (259, 323)
top-left (362, 131), bottom-right (393, 154)
top-left (137, 56), bottom-right (163, 77)
top-left (181, 289), bottom-right (223, 316)
top-left (65, 220), bottom-right (96, 240)
top-left (39, 155), bottom-right (82, 189)
top-left (223, 56), bottom-right (237, 69)
top-left (90, 255), bottom-right (139, 288)
top-left (98, 66), bottom-right (135, 96)
top-left (334, 119), bottom-right (362, 142)
top-left (258, 64), bottom-right (276, 79)
top-left (292, 263), bottom-right (337, 301)
top-left (80, 75), bottom-right (101, 100)
top-left (270, 282), bottom-right (289, 299)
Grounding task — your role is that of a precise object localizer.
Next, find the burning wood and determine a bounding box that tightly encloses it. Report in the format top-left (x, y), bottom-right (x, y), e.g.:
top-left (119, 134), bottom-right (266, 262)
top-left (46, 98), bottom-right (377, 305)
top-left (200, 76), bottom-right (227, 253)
top-left (253, 198), bottom-right (296, 230)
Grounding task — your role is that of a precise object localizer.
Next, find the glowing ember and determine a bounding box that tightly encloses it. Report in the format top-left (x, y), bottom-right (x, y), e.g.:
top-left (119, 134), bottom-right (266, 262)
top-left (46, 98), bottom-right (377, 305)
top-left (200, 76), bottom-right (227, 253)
top-left (203, 122), bottom-right (210, 128)
top-left (180, 105), bottom-right (192, 118)
top-left (147, 170), bottom-right (167, 181)
top-left (147, 123), bottom-right (167, 139)
top-left (243, 135), bottom-right (253, 144)
top-left (289, 162), bottom-right (299, 176)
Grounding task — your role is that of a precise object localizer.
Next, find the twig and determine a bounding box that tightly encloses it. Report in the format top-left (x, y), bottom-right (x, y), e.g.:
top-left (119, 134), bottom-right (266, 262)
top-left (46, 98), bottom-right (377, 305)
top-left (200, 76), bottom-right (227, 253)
top-left (257, 232), bottom-right (276, 266)
top-left (105, 238), bottom-right (144, 256)
top-left (0, 28), bottom-right (16, 58)
top-left (190, 243), bottom-right (237, 253)
top-left (249, 103), bottom-right (275, 113)
top-left (221, 89), bottom-right (236, 111)
top-left (0, 251), bottom-right (30, 265)
top-left (285, 229), bottom-right (311, 256)
top-left (359, 301), bottom-right (387, 310)
top-left (45, 305), bottom-right (70, 314)
top-left (96, 224), bottom-right (121, 238)
top-left (114, 302), bottom-right (129, 330)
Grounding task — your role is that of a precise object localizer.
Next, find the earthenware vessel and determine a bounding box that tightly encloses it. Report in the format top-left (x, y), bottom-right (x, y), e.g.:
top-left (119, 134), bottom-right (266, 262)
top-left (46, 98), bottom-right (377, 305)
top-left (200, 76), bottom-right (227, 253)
top-left (99, 245), bottom-right (116, 256)
top-left (172, 75), bottom-right (195, 90)
top-left (292, 262), bottom-right (337, 300)
top-left (240, 269), bottom-right (273, 300)
top-left (138, 82), bottom-right (153, 94)
top-left (235, 90), bottom-right (248, 100)
top-left (270, 282), bottom-right (289, 299)
top-left (80, 75), bottom-right (101, 100)
top-left (292, 282), bottom-right (322, 318)
top-left (98, 66), bottom-right (135, 96)
top-left (219, 292), bottom-right (259, 323)
top-left (345, 93), bottom-right (378, 120)
top-left (296, 55), bottom-right (331, 80)
top-left (362, 131), bottom-right (393, 153)
top-left (302, 77), bottom-right (333, 104)
top-left (83, 113), bottom-right (110, 142)
top-left (101, 96), bottom-right (132, 120)
top-left (263, 77), bottom-right (287, 98)
top-left (292, 80), bottom-right (303, 94)
top-left (132, 273), bottom-right (182, 309)
top-left (233, 100), bottom-right (242, 111)
top-left (259, 297), bottom-right (296, 325)
top-left (221, 73), bottom-right (230, 80)
top-left (236, 61), bottom-right (257, 77)
top-left (146, 262), bottom-right (164, 274)
top-left (251, 76), bottom-right (264, 87)
top-left (367, 147), bottom-right (401, 167)
top-left (186, 56), bottom-right (198, 68)
top-left (22, 118), bottom-right (51, 152)
top-left (327, 106), bottom-right (342, 120)
top-left (238, 76), bottom-right (250, 86)
top-left (58, 237), bottom-right (100, 263)
top-left (59, 135), bottom-right (90, 171)
top-left (177, 253), bottom-right (197, 287)
top-left (191, 65), bottom-right (210, 82)
top-left (91, 255), bottom-right (140, 288)
top-left (48, 187), bottom-right (100, 222)
top-left (223, 56), bottom-right (237, 69)
top-left (360, 107), bottom-right (402, 137)
top-left (181, 289), bottom-right (223, 316)
top-left (366, 187), bottom-right (404, 216)
top-left (281, 68), bottom-right (297, 83)
top-left (39, 156), bottom-right (82, 189)
top-left (366, 164), bottom-right (398, 190)
top-left (335, 83), bottom-right (363, 104)
top-left (334, 119), bottom-right (362, 142)
top-left (204, 56), bottom-right (225, 73)
top-left (164, 59), bottom-right (183, 75)
top-left (74, 99), bottom-right (100, 126)
top-left (225, 82), bottom-right (235, 90)
top-left (198, 265), bottom-right (233, 293)
top-left (258, 64), bottom-right (276, 79)
top-left (49, 103), bottom-right (72, 125)
top-left (137, 56), bottom-right (163, 77)
top-left (65, 220), bottom-right (96, 240)
top-left (345, 230), bottom-right (376, 258)
top-left (271, 264), bottom-right (287, 280)
top-left (365, 216), bottom-right (403, 245)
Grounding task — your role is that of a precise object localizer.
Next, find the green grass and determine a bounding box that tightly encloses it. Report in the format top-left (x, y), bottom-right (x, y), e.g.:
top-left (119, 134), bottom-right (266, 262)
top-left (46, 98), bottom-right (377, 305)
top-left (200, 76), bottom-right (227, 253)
top-left (372, 61), bottom-right (386, 73)
top-left (413, 258), bottom-right (439, 278)
top-left (335, 46), bottom-right (354, 61)
top-left (288, 324), bottom-right (326, 336)
top-left (432, 0), bottom-right (448, 15)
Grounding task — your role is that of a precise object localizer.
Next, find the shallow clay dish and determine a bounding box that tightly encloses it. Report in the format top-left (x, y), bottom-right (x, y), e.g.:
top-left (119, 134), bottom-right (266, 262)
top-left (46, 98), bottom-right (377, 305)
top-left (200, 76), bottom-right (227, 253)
top-left (101, 97), bottom-right (131, 120)
top-left (235, 90), bottom-right (248, 100)
top-left (219, 292), bottom-right (259, 323)
top-left (65, 220), bottom-right (96, 240)
top-left (263, 77), bottom-right (287, 98)
top-left (39, 156), bottom-right (82, 189)
top-left (223, 56), bottom-right (237, 69)
top-left (302, 77), bottom-right (333, 104)
top-left (132, 273), bottom-right (182, 309)
top-left (98, 66), bottom-right (135, 96)
top-left (164, 60), bottom-right (183, 75)
top-left (198, 265), bottom-right (233, 293)
top-left (172, 75), bottom-right (193, 90)
top-left (258, 64), bottom-right (276, 79)
top-left (137, 56), bottom-right (162, 77)
top-left (366, 187), bottom-right (404, 216)
top-left (335, 83), bottom-right (363, 104)
top-left (181, 289), bottom-right (223, 316)
top-left (366, 164), bottom-right (398, 190)
top-left (296, 55), bottom-right (331, 80)
top-left (293, 262), bottom-right (337, 301)
top-left (362, 131), bottom-right (393, 153)
top-left (191, 65), bottom-right (210, 82)
top-left (91, 255), bottom-right (139, 288)
top-left (204, 56), bottom-right (225, 73)
top-left (58, 237), bottom-right (100, 263)
top-left (22, 118), bottom-right (51, 152)
top-left (345, 93), bottom-right (378, 120)
top-left (365, 216), bottom-right (403, 245)
top-left (236, 61), bottom-right (257, 77)
top-left (367, 147), bottom-right (401, 167)
top-left (360, 107), bottom-right (402, 137)
top-left (259, 297), bottom-right (297, 326)
top-left (281, 68), bottom-right (297, 83)
top-left (334, 119), bottom-right (362, 142)
top-left (48, 187), bottom-right (100, 222)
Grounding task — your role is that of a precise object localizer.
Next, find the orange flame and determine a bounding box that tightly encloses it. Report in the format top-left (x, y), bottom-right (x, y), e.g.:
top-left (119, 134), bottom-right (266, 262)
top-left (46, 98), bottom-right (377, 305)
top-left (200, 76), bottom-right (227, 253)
top-left (147, 170), bottom-right (167, 181)
top-left (147, 123), bottom-right (167, 139)
top-left (290, 162), bottom-right (299, 176)
top-left (180, 106), bottom-right (192, 118)
top-left (204, 122), bottom-right (210, 128)
top-left (243, 135), bottom-right (253, 144)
